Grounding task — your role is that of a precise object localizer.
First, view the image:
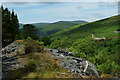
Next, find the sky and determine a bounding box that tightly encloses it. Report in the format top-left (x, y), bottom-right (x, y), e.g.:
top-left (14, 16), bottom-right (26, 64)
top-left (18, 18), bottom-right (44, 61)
top-left (0, 0), bottom-right (119, 2)
top-left (1, 2), bottom-right (118, 24)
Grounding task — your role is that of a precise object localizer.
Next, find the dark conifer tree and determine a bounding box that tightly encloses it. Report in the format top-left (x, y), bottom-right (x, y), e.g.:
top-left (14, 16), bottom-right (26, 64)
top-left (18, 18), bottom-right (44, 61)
top-left (1, 6), bottom-right (19, 47)
top-left (22, 24), bottom-right (38, 39)
top-left (11, 10), bottom-right (19, 38)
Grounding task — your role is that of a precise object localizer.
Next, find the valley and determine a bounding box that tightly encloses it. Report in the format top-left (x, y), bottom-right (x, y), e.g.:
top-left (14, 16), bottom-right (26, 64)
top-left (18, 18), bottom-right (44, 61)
top-left (1, 4), bottom-right (120, 79)
top-left (20, 20), bottom-right (87, 37)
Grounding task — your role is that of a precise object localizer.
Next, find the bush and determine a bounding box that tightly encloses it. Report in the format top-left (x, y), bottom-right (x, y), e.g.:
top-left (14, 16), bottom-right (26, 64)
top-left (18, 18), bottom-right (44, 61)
top-left (94, 51), bottom-right (108, 65)
top-left (67, 38), bottom-right (119, 76)
top-left (97, 60), bottom-right (120, 75)
top-left (24, 40), bottom-right (44, 53)
top-left (35, 40), bottom-right (44, 45)
top-left (73, 52), bottom-right (87, 58)
top-left (50, 37), bottom-right (73, 48)
top-left (25, 60), bottom-right (36, 72)
top-left (27, 37), bottom-right (33, 40)
top-left (25, 46), bottom-right (36, 54)
top-left (40, 37), bottom-right (51, 46)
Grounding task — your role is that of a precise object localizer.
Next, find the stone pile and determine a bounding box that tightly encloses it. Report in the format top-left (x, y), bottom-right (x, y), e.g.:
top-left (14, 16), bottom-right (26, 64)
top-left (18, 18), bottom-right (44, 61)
top-left (0, 41), bottom-right (25, 78)
top-left (48, 48), bottom-right (99, 78)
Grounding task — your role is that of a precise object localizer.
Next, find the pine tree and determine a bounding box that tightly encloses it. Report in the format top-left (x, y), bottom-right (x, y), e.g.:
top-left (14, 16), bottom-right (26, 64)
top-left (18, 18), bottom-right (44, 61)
top-left (22, 24), bottom-right (38, 39)
top-left (1, 6), bottom-right (19, 47)
top-left (11, 10), bottom-right (19, 38)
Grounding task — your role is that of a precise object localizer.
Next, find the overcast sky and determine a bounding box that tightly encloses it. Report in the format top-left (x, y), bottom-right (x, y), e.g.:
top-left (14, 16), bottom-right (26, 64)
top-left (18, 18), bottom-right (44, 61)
top-left (2, 2), bottom-right (118, 24)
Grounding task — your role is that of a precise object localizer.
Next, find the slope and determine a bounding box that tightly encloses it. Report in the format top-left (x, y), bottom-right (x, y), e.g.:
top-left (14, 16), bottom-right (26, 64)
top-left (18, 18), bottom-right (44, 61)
top-left (4, 40), bottom-right (74, 78)
top-left (52, 15), bottom-right (119, 39)
top-left (34, 20), bottom-right (87, 37)
top-left (49, 15), bottom-right (120, 77)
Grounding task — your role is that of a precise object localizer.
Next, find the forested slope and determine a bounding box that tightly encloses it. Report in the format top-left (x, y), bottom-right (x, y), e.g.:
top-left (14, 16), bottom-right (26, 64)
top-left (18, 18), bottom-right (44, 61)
top-left (49, 15), bottom-right (120, 77)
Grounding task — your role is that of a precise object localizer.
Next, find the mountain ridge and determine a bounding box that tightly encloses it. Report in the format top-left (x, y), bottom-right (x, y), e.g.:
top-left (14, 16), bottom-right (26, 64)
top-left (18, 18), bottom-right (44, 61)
top-left (51, 15), bottom-right (119, 39)
top-left (19, 20), bottom-right (87, 37)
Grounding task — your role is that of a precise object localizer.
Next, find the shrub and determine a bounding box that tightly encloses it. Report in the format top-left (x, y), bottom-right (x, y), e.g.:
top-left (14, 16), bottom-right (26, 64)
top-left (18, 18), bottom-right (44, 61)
top-left (25, 46), bottom-right (36, 54)
top-left (27, 37), bottom-right (33, 40)
top-left (94, 51), bottom-right (108, 65)
top-left (25, 60), bottom-right (36, 72)
top-left (35, 40), bottom-right (44, 45)
top-left (50, 37), bottom-right (73, 48)
top-left (24, 40), bottom-right (44, 53)
top-left (97, 60), bottom-right (120, 75)
top-left (73, 52), bottom-right (87, 58)
top-left (40, 37), bottom-right (51, 46)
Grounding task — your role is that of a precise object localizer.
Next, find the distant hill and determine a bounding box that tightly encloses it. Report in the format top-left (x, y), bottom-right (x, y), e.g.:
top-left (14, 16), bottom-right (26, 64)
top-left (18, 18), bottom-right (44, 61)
top-left (19, 20), bottom-right (87, 37)
top-left (71, 20), bottom-right (88, 24)
top-left (52, 15), bottom-right (119, 39)
top-left (33, 23), bottom-right (50, 26)
top-left (19, 23), bottom-right (49, 28)
top-left (55, 20), bottom-right (87, 24)
top-left (34, 20), bottom-right (87, 37)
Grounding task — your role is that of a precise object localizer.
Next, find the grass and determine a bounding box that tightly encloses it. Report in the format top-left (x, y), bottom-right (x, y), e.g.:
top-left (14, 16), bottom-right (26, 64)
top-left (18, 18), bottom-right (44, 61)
top-left (51, 15), bottom-right (119, 39)
top-left (34, 21), bottom-right (87, 37)
top-left (8, 53), bottom-right (73, 78)
top-left (7, 40), bottom-right (73, 79)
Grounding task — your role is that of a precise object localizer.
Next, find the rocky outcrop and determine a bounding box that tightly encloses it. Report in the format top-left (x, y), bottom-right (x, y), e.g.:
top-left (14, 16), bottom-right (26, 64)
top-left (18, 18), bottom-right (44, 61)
top-left (1, 42), bottom-right (99, 78)
top-left (48, 48), bottom-right (99, 78)
top-left (0, 41), bottom-right (25, 78)
top-left (1, 41), bottom-right (25, 55)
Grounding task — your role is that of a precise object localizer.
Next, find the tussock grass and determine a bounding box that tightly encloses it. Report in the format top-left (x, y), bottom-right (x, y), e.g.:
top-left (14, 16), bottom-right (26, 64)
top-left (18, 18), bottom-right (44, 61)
top-left (8, 53), bottom-right (73, 78)
top-left (7, 40), bottom-right (73, 79)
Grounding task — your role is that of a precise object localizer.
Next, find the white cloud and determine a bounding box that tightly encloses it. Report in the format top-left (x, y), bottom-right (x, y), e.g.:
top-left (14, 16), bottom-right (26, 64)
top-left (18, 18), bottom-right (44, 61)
top-left (2, 2), bottom-right (118, 24)
top-left (0, 3), bottom-right (2, 5)
top-left (0, 0), bottom-right (119, 2)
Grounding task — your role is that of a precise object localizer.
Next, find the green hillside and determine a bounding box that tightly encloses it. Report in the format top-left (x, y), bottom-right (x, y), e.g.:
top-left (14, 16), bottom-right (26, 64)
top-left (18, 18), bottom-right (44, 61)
top-left (49, 15), bottom-right (120, 77)
top-left (19, 23), bottom-right (49, 29)
top-left (33, 23), bottom-right (49, 26)
top-left (34, 20), bottom-right (87, 37)
top-left (52, 15), bottom-right (119, 39)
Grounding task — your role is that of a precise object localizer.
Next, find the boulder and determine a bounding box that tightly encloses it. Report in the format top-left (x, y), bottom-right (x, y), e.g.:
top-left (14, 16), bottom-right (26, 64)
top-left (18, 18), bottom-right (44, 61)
top-left (57, 48), bottom-right (66, 53)
top-left (85, 61), bottom-right (99, 77)
top-left (46, 48), bottom-right (100, 78)
top-left (52, 49), bottom-right (58, 53)
top-left (1, 41), bottom-right (25, 78)
top-left (60, 57), bottom-right (99, 77)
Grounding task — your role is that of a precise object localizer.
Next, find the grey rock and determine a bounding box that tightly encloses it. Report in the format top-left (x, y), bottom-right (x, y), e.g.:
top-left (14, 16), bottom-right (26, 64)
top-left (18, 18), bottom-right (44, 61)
top-left (57, 48), bottom-right (66, 53)
top-left (1, 41), bottom-right (25, 78)
top-left (48, 48), bottom-right (100, 78)
top-left (85, 61), bottom-right (99, 77)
